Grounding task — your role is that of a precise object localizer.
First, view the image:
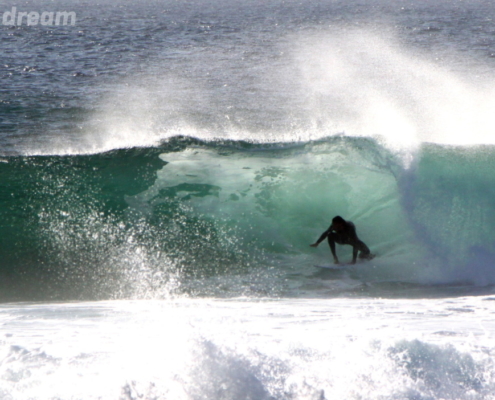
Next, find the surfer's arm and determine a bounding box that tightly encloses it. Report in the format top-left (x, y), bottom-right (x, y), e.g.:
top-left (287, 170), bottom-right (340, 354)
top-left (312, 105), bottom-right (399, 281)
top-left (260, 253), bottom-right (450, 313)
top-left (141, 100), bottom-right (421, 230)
top-left (351, 246), bottom-right (358, 264)
top-left (329, 238), bottom-right (339, 264)
top-left (310, 225), bottom-right (333, 247)
top-left (348, 223), bottom-right (362, 264)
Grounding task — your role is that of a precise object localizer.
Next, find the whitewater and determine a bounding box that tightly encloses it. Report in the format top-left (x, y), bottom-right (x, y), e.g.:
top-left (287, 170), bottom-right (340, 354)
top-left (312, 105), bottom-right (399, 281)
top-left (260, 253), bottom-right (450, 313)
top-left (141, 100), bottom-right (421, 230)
top-left (1, 0), bottom-right (495, 398)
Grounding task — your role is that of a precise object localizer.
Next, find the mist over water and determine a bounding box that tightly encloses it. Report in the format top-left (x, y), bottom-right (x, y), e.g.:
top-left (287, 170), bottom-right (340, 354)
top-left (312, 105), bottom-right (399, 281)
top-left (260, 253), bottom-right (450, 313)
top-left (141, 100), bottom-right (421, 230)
top-left (70, 27), bottom-right (495, 157)
top-left (291, 29), bottom-right (495, 149)
top-left (3, 0), bottom-right (495, 157)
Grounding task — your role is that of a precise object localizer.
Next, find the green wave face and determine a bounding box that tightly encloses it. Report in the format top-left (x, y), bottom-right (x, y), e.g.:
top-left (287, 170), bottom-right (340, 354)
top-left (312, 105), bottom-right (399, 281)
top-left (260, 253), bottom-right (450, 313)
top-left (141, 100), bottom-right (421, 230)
top-left (1, 137), bottom-right (495, 301)
top-left (403, 144), bottom-right (495, 285)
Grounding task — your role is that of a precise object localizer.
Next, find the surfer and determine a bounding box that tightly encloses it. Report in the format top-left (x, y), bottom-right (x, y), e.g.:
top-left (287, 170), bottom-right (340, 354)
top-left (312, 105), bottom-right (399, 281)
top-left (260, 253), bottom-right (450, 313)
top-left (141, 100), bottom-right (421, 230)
top-left (310, 216), bottom-right (373, 264)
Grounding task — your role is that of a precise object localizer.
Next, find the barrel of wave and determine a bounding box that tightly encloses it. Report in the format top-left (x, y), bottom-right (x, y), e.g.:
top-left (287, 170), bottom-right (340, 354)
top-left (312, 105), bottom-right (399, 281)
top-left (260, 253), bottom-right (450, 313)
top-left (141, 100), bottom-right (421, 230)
top-left (127, 138), bottom-right (424, 281)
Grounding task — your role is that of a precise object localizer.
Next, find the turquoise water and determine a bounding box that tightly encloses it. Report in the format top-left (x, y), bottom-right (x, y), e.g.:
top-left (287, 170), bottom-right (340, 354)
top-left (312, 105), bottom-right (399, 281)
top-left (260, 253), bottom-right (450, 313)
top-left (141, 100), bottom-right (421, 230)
top-left (1, 137), bottom-right (494, 300)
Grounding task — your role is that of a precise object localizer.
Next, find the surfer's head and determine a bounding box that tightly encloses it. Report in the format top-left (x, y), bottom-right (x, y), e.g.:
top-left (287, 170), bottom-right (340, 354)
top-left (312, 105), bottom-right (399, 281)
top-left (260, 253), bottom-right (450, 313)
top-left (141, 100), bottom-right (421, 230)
top-left (332, 216), bottom-right (346, 230)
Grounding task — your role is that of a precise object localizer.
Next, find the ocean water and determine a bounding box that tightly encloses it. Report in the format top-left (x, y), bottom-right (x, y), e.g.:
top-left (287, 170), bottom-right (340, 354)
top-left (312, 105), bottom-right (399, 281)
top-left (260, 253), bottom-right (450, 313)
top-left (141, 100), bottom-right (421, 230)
top-left (1, 0), bottom-right (495, 398)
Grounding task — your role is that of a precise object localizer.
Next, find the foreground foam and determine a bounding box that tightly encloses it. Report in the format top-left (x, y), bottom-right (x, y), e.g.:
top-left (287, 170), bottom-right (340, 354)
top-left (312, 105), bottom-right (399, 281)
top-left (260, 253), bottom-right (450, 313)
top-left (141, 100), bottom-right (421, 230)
top-left (0, 298), bottom-right (494, 399)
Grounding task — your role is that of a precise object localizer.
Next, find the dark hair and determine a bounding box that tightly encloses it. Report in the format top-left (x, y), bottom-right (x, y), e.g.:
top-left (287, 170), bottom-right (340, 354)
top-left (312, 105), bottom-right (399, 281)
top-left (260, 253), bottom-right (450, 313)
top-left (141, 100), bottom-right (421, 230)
top-left (332, 216), bottom-right (346, 224)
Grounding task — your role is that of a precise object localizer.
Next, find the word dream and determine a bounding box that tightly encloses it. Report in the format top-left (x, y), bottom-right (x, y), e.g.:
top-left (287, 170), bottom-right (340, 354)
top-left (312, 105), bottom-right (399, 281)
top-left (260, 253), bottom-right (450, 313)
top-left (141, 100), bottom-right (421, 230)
top-left (2, 7), bottom-right (76, 26)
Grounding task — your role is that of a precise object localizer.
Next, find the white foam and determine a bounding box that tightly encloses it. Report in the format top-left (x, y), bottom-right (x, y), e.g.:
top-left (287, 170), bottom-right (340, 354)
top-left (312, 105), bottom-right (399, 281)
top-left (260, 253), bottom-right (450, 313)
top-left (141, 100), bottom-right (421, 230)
top-left (1, 298), bottom-right (494, 399)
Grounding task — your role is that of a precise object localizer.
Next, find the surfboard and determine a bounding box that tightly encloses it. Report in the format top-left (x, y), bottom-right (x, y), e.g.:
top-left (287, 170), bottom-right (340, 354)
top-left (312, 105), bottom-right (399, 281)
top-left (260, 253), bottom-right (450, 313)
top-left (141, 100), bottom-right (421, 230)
top-left (315, 259), bottom-right (375, 270)
top-left (314, 264), bottom-right (349, 270)
top-left (315, 254), bottom-right (376, 269)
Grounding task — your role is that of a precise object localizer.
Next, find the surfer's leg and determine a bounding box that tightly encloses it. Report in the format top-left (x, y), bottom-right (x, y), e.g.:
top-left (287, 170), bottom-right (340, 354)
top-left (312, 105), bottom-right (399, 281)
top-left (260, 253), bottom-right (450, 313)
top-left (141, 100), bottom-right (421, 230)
top-left (357, 240), bottom-right (373, 259)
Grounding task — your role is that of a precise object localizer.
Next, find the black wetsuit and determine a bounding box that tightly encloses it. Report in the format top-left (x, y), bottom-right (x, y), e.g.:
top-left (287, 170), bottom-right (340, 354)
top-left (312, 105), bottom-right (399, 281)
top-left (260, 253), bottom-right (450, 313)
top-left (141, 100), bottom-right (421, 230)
top-left (315, 221), bottom-right (371, 263)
